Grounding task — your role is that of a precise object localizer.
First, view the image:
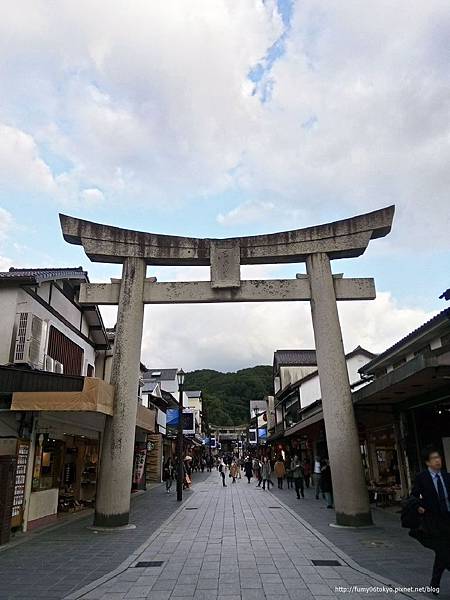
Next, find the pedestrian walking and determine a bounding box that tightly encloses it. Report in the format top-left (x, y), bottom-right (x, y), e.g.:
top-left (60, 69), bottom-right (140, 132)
top-left (261, 457), bottom-right (273, 490)
top-left (303, 456), bottom-right (311, 488)
top-left (219, 458), bottom-right (227, 487)
top-left (313, 456), bottom-right (322, 499)
top-left (184, 456), bottom-right (193, 489)
top-left (244, 456), bottom-right (253, 483)
top-left (320, 459), bottom-right (333, 508)
top-left (292, 455), bottom-right (305, 499)
top-left (253, 457), bottom-right (262, 487)
top-left (163, 457), bottom-right (174, 493)
top-left (407, 447), bottom-right (450, 592)
top-left (286, 456), bottom-right (293, 489)
top-left (230, 460), bottom-right (238, 483)
top-left (274, 457), bottom-right (286, 489)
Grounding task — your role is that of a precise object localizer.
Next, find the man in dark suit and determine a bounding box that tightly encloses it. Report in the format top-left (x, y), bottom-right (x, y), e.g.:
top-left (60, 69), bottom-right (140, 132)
top-left (412, 447), bottom-right (450, 592)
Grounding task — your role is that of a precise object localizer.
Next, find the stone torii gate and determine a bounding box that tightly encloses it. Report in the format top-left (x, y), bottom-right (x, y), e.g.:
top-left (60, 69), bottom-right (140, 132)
top-left (59, 205), bottom-right (394, 528)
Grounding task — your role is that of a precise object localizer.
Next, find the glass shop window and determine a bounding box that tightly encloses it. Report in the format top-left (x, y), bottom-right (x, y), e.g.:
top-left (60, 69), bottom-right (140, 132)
top-left (32, 436), bottom-right (63, 491)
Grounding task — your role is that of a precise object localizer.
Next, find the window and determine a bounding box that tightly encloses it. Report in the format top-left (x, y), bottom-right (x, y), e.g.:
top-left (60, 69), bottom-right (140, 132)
top-left (32, 436), bottom-right (64, 491)
top-left (47, 326), bottom-right (84, 376)
top-left (284, 398), bottom-right (301, 429)
top-left (414, 344), bottom-right (431, 357)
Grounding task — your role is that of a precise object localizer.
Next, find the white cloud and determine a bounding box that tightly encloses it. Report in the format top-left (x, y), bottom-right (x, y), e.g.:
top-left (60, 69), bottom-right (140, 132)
top-left (0, 124), bottom-right (57, 194)
top-left (234, 0), bottom-right (450, 246)
top-left (80, 187), bottom-right (104, 205)
top-left (138, 290), bottom-right (432, 371)
top-left (0, 1), bottom-right (283, 205)
top-left (0, 256), bottom-right (13, 271)
top-left (0, 207), bottom-right (14, 242)
top-left (217, 201), bottom-right (275, 226)
top-left (0, 0), bottom-right (448, 248)
top-left (0, 208), bottom-right (17, 271)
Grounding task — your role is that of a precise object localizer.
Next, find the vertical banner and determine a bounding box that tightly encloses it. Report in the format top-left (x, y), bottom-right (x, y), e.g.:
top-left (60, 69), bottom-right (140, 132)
top-left (133, 446), bottom-right (147, 487)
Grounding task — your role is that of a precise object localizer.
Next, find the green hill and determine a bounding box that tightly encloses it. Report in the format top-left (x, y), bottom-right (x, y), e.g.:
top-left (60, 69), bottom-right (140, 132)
top-left (184, 365), bottom-right (273, 427)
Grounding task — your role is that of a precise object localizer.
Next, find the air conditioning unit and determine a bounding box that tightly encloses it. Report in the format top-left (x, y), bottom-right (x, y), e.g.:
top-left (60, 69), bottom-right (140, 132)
top-left (54, 361), bottom-right (64, 374)
top-left (14, 313), bottom-right (45, 368)
top-left (44, 355), bottom-right (55, 373)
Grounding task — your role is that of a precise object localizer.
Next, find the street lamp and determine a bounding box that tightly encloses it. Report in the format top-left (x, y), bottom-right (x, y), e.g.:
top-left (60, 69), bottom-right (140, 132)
top-left (176, 369), bottom-right (185, 502)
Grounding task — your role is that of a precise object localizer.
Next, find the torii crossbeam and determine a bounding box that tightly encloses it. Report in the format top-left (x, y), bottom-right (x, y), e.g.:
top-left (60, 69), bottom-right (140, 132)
top-left (60, 205), bottom-right (394, 529)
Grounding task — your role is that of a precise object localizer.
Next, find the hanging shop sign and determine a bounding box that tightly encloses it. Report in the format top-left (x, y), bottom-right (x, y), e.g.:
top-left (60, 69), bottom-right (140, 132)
top-left (166, 408), bottom-right (196, 436)
top-left (133, 446), bottom-right (147, 486)
top-left (248, 429), bottom-right (257, 445)
top-left (11, 440), bottom-right (30, 528)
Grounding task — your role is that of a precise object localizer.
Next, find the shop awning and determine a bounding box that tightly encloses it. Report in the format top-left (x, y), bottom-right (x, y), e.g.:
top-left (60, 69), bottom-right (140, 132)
top-left (353, 352), bottom-right (450, 406)
top-left (10, 377), bottom-right (114, 416)
top-left (136, 404), bottom-right (156, 432)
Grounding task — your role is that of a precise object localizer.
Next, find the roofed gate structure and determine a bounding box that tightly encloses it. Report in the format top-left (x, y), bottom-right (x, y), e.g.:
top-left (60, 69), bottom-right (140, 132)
top-left (60, 205), bottom-right (395, 528)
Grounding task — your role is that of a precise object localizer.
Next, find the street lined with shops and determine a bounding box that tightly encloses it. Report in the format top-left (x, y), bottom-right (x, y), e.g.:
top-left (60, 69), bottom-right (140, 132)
top-left (21, 472), bottom-right (436, 600)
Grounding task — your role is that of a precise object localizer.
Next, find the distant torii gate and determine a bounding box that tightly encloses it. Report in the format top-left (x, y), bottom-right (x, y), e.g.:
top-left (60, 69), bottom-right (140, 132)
top-left (60, 205), bottom-right (394, 528)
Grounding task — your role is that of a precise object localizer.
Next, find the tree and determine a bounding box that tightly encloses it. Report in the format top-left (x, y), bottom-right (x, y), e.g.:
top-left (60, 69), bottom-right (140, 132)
top-left (185, 365), bottom-right (273, 426)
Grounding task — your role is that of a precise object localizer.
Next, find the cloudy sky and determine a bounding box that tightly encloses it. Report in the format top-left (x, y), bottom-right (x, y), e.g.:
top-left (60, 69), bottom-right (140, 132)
top-left (0, 0), bottom-right (449, 371)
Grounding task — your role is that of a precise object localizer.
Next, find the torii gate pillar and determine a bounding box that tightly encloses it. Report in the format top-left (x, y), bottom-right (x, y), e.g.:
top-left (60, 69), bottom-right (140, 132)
top-left (307, 253), bottom-right (371, 525)
top-left (94, 257), bottom-right (146, 527)
top-left (60, 205), bottom-right (394, 528)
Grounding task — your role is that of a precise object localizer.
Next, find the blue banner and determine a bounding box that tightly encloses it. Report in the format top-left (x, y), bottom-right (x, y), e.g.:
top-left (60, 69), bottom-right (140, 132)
top-left (166, 408), bottom-right (179, 428)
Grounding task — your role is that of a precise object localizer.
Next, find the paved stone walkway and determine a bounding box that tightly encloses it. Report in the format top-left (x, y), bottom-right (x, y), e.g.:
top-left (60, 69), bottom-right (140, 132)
top-left (69, 474), bottom-right (425, 600)
top-left (271, 480), bottom-right (450, 596)
top-left (0, 473), bottom-right (209, 600)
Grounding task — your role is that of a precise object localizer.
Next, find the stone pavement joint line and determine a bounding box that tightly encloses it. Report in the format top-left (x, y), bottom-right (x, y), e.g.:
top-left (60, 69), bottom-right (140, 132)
top-left (69, 474), bottom-right (418, 600)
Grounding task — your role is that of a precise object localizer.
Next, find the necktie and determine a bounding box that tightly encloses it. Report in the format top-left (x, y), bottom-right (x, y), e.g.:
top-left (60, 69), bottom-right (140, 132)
top-left (436, 474), bottom-right (448, 513)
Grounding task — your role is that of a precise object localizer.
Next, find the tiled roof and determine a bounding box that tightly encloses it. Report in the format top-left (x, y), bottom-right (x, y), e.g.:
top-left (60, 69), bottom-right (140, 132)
top-left (273, 349), bottom-right (317, 373)
top-left (0, 267), bottom-right (88, 284)
top-left (143, 368), bottom-right (179, 381)
top-left (360, 308), bottom-right (450, 374)
top-left (142, 381), bottom-right (159, 394)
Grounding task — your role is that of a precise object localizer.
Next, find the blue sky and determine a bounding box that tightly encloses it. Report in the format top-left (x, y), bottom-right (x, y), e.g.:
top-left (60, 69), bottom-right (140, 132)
top-left (0, 1), bottom-right (449, 370)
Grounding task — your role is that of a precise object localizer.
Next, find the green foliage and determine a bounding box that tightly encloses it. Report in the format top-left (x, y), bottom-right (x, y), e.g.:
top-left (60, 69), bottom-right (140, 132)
top-left (184, 365), bottom-right (273, 427)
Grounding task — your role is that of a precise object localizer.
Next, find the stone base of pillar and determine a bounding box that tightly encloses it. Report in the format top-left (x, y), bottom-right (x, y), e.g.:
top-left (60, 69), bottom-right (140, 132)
top-left (335, 511), bottom-right (373, 528)
top-left (88, 523), bottom-right (136, 532)
top-left (93, 511), bottom-right (131, 529)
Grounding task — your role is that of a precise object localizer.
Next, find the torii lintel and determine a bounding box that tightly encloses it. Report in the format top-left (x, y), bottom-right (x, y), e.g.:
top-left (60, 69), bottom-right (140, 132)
top-left (59, 205), bottom-right (395, 268)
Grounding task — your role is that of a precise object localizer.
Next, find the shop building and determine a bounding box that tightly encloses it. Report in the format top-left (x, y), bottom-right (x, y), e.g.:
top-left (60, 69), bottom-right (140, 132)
top-left (267, 306), bottom-right (450, 505)
top-left (267, 346), bottom-right (376, 466)
top-left (140, 379), bottom-right (178, 484)
top-left (0, 267), bottom-right (157, 542)
top-left (0, 267), bottom-right (113, 540)
top-left (0, 365), bottom-right (113, 537)
top-left (141, 368), bottom-right (205, 475)
top-left (354, 306), bottom-right (450, 499)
